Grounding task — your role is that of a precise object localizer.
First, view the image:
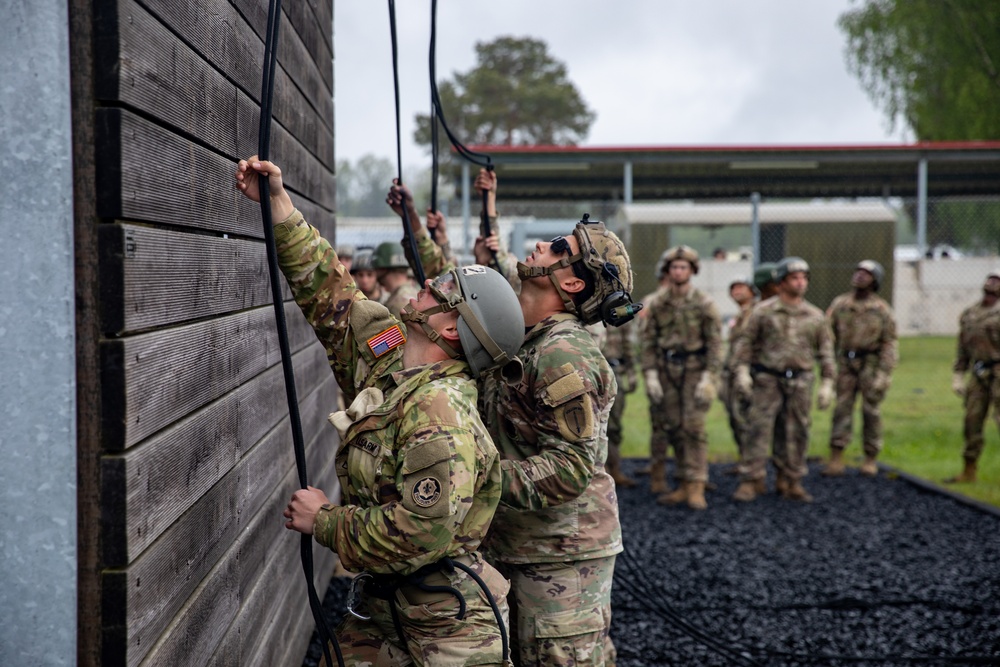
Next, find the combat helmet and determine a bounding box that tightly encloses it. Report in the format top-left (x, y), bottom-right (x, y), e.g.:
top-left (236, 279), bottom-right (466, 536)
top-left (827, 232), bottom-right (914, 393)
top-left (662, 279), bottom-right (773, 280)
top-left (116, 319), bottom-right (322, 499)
top-left (729, 275), bottom-right (758, 294)
top-left (372, 241), bottom-right (409, 270)
top-left (350, 247), bottom-right (375, 273)
top-left (753, 262), bottom-right (777, 290)
top-left (516, 214), bottom-right (640, 327)
top-left (775, 256), bottom-right (810, 282)
top-left (855, 259), bottom-right (885, 291)
top-left (984, 271), bottom-right (1000, 296)
top-left (336, 243), bottom-right (355, 260)
top-left (401, 265), bottom-right (525, 379)
top-left (660, 245), bottom-right (700, 275)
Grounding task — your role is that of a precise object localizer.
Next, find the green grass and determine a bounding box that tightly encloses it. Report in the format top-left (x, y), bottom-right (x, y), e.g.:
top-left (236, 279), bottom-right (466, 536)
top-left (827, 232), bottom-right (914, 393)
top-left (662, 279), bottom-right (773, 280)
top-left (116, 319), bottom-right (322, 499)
top-left (620, 337), bottom-right (1000, 507)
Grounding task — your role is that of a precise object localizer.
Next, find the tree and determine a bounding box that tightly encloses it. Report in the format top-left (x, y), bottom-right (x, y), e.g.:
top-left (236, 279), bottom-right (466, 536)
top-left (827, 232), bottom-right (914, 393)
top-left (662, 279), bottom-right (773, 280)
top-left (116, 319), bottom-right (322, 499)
top-left (414, 36), bottom-right (596, 156)
top-left (335, 154), bottom-right (395, 216)
top-left (838, 0), bottom-right (1000, 141)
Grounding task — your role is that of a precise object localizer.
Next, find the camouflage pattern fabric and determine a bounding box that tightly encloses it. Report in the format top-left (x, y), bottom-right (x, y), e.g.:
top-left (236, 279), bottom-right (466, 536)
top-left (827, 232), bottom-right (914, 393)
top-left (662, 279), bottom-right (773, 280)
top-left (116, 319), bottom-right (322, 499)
top-left (955, 301), bottom-right (1000, 462)
top-left (588, 321), bottom-right (637, 463)
top-left (496, 556), bottom-right (616, 667)
top-left (826, 292), bottom-right (899, 456)
top-left (383, 280), bottom-right (421, 319)
top-left (637, 289), bottom-right (670, 469)
top-left (723, 302), bottom-right (755, 458)
top-left (639, 286), bottom-right (722, 482)
top-left (733, 297), bottom-right (835, 482)
top-left (273, 211), bottom-right (508, 664)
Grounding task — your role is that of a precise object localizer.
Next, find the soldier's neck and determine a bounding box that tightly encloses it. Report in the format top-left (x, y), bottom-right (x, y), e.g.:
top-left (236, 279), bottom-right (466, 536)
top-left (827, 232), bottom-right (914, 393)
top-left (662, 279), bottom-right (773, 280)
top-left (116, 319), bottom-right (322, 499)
top-left (671, 281), bottom-right (691, 297)
top-left (853, 288), bottom-right (872, 300)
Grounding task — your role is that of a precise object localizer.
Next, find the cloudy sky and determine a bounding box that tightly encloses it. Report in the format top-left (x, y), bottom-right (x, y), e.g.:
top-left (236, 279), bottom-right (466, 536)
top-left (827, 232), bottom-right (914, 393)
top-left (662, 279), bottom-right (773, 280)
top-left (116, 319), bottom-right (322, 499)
top-left (333, 0), bottom-right (907, 169)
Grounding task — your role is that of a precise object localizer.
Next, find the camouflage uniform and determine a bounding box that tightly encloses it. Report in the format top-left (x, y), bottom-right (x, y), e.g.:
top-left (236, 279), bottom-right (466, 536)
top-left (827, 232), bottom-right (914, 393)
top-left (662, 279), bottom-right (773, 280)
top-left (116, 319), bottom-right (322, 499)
top-left (954, 301), bottom-right (1000, 464)
top-left (588, 320), bottom-right (638, 482)
top-left (418, 233), bottom-right (622, 667)
top-left (274, 211), bottom-right (509, 666)
top-left (733, 297), bottom-right (835, 482)
top-left (827, 292), bottom-right (898, 458)
top-left (639, 286), bottom-right (723, 484)
top-left (636, 288), bottom-right (670, 476)
top-left (722, 301), bottom-right (755, 458)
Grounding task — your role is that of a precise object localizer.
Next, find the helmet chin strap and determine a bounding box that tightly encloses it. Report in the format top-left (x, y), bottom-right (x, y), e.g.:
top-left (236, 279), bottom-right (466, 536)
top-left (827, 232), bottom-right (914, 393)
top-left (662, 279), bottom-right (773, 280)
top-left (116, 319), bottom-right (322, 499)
top-left (400, 304), bottom-right (461, 359)
top-left (516, 255), bottom-right (583, 317)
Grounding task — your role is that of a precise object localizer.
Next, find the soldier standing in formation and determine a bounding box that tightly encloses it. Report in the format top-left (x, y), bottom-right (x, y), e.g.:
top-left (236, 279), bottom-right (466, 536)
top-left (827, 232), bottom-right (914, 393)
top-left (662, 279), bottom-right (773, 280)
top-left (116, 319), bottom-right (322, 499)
top-left (823, 260), bottom-right (898, 477)
top-left (393, 170), bottom-right (635, 665)
top-left (237, 157), bottom-right (523, 665)
top-left (373, 241), bottom-right (420, 318)
top-left (635, 252), bottom-right (673, 480)
top-left (732, 257), bottom-right (836, 503)
top-left (336, 243), bottom-right (355, 272)
top-left (948, 271), bottom-right (1000, 484)
top-left (640, 246), bottom-right (723, 510)
top-left (349, 247), bottom-right (385, 303)
top-left (721, 276), bottom-right (758, 467)
top-left (590, 319), bottom-right (640, 488)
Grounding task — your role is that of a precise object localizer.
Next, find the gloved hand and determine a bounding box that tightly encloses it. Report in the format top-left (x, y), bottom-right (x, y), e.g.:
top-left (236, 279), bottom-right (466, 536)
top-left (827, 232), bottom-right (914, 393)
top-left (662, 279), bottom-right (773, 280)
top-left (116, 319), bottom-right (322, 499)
top-left (817, 378), bottom-right (835, 410)
top-left (734, 365), bottom-right (753, 400)
top-left (952, 371), bottom-right (967, 398)
top-left (644, 369), bottom-right (664, 403)
top-left (871, 370), bottom-right (891, 401)
top-left (694, 372), bottom-right (718, 411)
top-left (623, 366), bottom-right (638, 394)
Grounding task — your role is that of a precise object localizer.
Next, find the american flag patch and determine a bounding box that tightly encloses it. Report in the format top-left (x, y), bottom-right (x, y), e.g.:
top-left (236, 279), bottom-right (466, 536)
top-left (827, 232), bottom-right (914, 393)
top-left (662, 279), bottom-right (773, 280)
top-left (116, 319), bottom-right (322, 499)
top-left (367, 325), bottom-right (405, 357)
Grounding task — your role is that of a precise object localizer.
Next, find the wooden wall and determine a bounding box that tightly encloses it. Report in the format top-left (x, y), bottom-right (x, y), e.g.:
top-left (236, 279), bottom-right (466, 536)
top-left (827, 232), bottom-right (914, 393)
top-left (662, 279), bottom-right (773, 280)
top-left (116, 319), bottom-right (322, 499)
top-left (79, 1), bottom-right (338, 665)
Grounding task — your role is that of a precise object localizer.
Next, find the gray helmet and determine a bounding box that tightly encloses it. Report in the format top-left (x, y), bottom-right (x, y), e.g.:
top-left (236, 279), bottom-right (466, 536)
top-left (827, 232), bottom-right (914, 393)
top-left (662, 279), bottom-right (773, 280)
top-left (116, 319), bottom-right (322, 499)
top-left (336, 244), bottom-right (355, 260)
top-left (372, 241), bottom-right (409, 270)
top-left (401, 265), bottom-right (525, 379)
top-left (350, 247), bottom-right (375, 273)
top-left (855, 259), bottom-right (884, 291)
top-left (729, 276), bottom-right (756, 292)
top-left (660, 245), bottom-right (700, 275)
top-left (753, 262), bottom-right (777, 290)
top-left (775, 256), bottom-right (810, 282)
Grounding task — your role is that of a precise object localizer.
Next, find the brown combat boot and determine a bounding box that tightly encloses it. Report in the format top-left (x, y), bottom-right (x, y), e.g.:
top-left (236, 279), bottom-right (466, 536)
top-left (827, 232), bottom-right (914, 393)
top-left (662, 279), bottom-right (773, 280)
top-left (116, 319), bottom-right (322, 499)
top-left (606, 453), bottom-right (638, 488)
top-left (649, 461), bottom-right (669, 495)
top-left (686, 481), bottom-right (707, 510)
top-left (821, 449), bottom-right (846, 477)
top-left (658, 481), bottom-right (689, 505)
top-left (945, 460), bottom-right (977, 484)
top-left (732, 480), bottom-right (762, 502)
top-left (775, 472), bottom-right (789, 496)
top-left (782, 480), bottom-right (814, 503)
top-left (859, 456), bottom-right (878, 477)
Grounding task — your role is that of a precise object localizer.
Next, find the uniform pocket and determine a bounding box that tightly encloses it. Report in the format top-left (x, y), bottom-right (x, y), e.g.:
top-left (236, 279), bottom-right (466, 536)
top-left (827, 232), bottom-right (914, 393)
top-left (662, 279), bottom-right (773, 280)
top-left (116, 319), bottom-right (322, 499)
top-left (534, 605), bottom-right (606, 666)
top-left (401, 437), bottom-right (455, 518)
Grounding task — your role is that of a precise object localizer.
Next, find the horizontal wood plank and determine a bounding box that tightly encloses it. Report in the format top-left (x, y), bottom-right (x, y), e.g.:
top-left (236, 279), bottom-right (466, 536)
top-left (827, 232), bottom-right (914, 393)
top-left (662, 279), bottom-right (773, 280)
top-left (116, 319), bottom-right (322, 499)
top-left (101, 374), bottom-right (338, 667)
top-left (101, 341), bottom-right (334, 565)
top-left (100, 297), bottom-right (321, 451)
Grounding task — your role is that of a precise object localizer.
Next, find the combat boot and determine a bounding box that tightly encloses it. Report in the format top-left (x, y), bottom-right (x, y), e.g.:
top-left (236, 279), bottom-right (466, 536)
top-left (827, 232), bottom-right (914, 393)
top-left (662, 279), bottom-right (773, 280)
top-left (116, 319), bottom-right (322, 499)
top-left (775, 471), bottom-right (789, 496)
top-left (732, 479), bottom-right (763, 502)
top-left (821, 449), bottom-right (846, 477)
top-left (658, 481), bottom-right (688, 505)
top-left (686, 481), bottom-right (707, 510)
top-left (945, 460), bottom-right (977, 484)
top-left (859, 456), bottom-right (878, 477)
top-left (782, 480), bottom-right (814, 503)
top-left (649, 461), bottom-right (669, 495)
top-left (609, 465), bottom-right (638, 488)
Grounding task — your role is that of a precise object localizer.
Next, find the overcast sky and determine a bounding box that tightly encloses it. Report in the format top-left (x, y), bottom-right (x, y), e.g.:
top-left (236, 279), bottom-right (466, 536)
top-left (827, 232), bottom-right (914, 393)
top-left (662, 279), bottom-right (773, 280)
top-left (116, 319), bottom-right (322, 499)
top-left (333, 0), bottom-right (907, 169)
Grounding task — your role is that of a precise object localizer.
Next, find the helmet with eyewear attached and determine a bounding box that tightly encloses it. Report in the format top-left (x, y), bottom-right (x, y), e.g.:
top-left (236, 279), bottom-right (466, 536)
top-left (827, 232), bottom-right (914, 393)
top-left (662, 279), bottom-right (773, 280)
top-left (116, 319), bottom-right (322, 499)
top-left (401, 266), bottom-right (525, 379)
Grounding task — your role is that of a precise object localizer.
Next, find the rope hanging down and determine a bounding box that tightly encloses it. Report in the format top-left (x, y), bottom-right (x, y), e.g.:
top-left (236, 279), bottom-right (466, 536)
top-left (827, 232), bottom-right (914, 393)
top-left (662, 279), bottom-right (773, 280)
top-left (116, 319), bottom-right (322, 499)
top-left (428, 0), bottom-right (499, 268)
top-left (388, 0), bottom-right (427, 285)
top-left (256, 2), bottom-right (341, 665)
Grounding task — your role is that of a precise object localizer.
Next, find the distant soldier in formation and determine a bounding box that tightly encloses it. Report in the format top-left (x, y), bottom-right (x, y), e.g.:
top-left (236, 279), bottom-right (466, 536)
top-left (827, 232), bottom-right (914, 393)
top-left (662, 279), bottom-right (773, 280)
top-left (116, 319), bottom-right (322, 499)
top-left (754, 262), bottom-right (779, 301)
top-left (372, 241), bottom-right (419, 318)
top-left (640, 245), bottom-right (722, 510)
top-left (721, 276), bottom-right (758, 466)
top-left (948, 271), bottom-right (1000, 484)
top-left (733, 257), bottom-right (836, 503)
top-left (590, 319), bottom-right (640, 488)
top-left (336, 243), bottom-right (355, 272)
top-left (349, 247), bottom-right (385, 304)
top-left (635, 251), bottom-right (673, 479)
top-left (823, 260), bottom-right (898, 477)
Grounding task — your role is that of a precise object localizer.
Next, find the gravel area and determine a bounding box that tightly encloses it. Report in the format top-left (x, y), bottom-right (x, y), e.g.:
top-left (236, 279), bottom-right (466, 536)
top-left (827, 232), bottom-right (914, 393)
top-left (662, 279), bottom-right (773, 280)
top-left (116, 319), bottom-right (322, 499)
top-left (305, 460), bottom-right (1000, 666)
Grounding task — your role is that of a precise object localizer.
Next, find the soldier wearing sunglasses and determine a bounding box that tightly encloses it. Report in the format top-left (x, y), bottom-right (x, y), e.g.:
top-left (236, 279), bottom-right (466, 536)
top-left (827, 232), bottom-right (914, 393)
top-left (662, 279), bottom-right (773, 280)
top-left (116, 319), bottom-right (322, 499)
top-left (389, 170), bottom-right (638, 667)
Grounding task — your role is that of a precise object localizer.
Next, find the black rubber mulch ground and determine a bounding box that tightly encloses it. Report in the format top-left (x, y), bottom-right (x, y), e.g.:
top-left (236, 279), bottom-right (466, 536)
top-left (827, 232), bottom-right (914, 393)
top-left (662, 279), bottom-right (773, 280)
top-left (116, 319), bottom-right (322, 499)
top-left (305, 460), bottom-right (1000, 666)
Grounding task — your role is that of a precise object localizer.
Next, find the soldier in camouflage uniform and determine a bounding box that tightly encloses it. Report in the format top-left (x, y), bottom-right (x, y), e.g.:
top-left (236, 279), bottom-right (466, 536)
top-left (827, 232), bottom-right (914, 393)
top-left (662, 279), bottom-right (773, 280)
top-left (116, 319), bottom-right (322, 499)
top-left (237, 157), bottom-right (524, 666)
top-left (640, 246), bottom-right (722, 510)
top-left (732, 257), bottom-right (836, 503)
top-left (947, 271), bottom-right (1000, 484)
top-left (720, 276), bottom-right (757, 466)
top-left (349, 247), bottom-right (385, 304)
top-left (391, 172), bottom-right (636, 666)
top-left (823, 260), bottom-right (898, 477)
top-left (589, 319), bottom-right (640, 487)
top-left (373, 241), bottom-right (420, 318)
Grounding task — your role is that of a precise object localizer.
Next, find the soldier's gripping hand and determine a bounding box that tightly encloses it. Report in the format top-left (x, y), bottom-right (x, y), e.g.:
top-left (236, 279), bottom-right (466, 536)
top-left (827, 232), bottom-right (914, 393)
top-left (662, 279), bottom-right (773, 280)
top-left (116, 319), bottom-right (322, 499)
top-left (734, 365), bottom-right (753, 401)
top-left (694, 372), bottom-right (718, 411)
top-left (235, 157), bottom-right (295, 222)
top-left (644, 369), bottom-right (664, 403)
top-left (283, 486), bottom-right (331, 535)
top-left (817, 378), bottom-right (835, 410)
top-left (952, 371), bottom-right (967, 398)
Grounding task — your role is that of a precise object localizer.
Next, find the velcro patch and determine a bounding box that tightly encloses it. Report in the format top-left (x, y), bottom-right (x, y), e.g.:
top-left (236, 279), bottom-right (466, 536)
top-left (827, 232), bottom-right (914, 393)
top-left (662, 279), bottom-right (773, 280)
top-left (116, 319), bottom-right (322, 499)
top-left (367, 325), bottom-right (405, 357)
top-left (542, 366), bottom-right (586, 407)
